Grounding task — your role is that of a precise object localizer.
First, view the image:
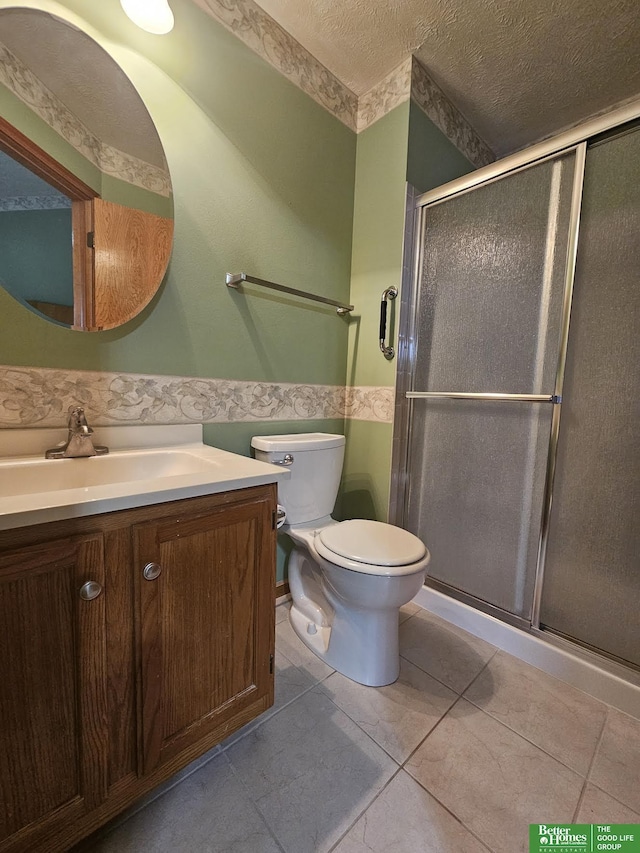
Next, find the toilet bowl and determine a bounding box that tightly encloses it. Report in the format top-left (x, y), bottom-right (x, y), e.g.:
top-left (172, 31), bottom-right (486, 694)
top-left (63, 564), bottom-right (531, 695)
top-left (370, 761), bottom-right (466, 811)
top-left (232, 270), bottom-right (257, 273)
top-left (251, 433), bottom-right (430, 686)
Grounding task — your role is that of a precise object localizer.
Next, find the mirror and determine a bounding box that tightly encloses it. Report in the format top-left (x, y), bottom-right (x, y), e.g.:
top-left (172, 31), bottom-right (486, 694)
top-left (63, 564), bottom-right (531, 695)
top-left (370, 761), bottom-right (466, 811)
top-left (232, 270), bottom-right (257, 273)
top-left (0, 8), bottom-right (173, 331)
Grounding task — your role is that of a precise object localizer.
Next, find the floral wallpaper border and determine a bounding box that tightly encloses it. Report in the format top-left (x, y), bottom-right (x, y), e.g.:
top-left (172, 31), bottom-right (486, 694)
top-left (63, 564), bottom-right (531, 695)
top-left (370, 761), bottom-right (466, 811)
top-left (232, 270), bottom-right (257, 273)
top-left (0, 366), bottom-right (394, 428)
top-left (2, 6), bottom-right (493, 175)
top-left (192, 0), bottom-right (359, 132)
top-left (191, 0), bottom-right (493, 165)
top-left (354, 58), bottom-right (496, 168)
top-left (0, 43), bottom-right (172, 198)
top-left (410, 58), bottom-right (495, 168)
top-left (0, 195), bottom-right (71, 212)
top-left (356, 58), bottom-right (412, 133)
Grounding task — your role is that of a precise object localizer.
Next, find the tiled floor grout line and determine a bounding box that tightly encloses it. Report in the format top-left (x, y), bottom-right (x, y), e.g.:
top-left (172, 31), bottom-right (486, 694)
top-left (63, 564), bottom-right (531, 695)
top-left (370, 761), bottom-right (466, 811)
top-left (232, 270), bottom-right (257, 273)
top-left (275, 644), bottom-right (335, 683)
top-left (73, 746), bottom-right (226, 848)
top-left (326, 766), bottom-right (405, 852)
top-left (400, 693), bottom-right (467, 767)
top-left (385, 645), bottom-right (501, 771)
top-left (222, 677), bottom-right (401, 853)
top-left (390, 646), bottom-right (499, 768)
top-left (84, 605), bottom-right (640, 851)
top-left (399, 760), bottom-right (494, 853)
top-left (262, 610), bottom-right (415, 851)
top-left (574, 782), bottom-right (640, 821)
top-left (318, 656), bottom-right (500, 853)
top-left (571, 706), bottom-right (611, 822)
top-left (397, 649), bottom-right (492, 698)
top-left (457, 647), bottom-right (500, 693)
top-left (222, 630), bottom-right (635, 849)
top-left (393, 641), bottom-right (598, 850)
top-left (460, 691), bottom-right (604, 781)
top-left (444, 647), bottom-right (616, 786)
top-left (218, 651), bottom-right (337, 754)
top-left (272, 612), bottom-right (497, 850)
top-left (220, 750), bottom-right (288, 853)
top-left (317, 683), bottom-right (408, 767)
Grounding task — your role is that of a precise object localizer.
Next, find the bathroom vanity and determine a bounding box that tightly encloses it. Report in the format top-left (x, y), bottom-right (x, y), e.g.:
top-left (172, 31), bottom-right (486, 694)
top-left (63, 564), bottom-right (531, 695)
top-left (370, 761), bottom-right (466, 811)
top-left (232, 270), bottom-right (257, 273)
top-left (0, 426), bottom-right (285, 853)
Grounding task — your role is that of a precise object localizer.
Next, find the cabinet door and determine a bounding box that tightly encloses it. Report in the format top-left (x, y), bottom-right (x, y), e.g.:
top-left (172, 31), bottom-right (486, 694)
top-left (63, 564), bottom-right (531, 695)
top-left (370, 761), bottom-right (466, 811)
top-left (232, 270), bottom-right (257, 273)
top-left (0, 535), bottom-right (107, 851)
top-left (134, 492), bottom-right (275, 774)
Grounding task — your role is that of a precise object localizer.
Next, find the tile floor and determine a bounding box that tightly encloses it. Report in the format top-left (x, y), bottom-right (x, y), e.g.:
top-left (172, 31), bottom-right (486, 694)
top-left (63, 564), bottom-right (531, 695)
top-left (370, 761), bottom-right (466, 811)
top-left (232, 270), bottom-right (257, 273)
top-left (84, 602), bottom-right (640, 853)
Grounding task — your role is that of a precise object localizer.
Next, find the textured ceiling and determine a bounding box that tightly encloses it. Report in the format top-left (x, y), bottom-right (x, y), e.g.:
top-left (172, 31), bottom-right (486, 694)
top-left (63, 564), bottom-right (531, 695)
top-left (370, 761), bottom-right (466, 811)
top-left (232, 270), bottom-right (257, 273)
top-left (0, 9), bottom-right (166, 167)
top-left (252, 0), bottom-right (640, 156)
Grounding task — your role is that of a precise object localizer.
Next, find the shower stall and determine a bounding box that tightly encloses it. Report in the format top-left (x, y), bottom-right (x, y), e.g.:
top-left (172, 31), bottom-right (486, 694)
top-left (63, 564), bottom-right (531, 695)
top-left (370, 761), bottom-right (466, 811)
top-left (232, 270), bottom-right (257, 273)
top-left (392, 108), bottom-right (640, 675)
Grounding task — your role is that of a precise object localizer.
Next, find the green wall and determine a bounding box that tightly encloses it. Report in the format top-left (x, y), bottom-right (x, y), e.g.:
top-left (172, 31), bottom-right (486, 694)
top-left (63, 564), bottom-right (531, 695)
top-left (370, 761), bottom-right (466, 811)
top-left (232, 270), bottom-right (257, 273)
top-left (336, 420), bottom-right (396, 522)
top-left (342, 99), bottom-right (474, 523)
top-left (347, 104), bottom-right (410, 391)
top-left (407, 100), bottom-right (474, 194)
top-left (0, 0), bottom-right (355, 388)
top-left (0, 0), bottom-right (478, 580)
top-left (342, 103), bottom-right (410, 521)
top-left (0, 0), bottom-right (355, 583)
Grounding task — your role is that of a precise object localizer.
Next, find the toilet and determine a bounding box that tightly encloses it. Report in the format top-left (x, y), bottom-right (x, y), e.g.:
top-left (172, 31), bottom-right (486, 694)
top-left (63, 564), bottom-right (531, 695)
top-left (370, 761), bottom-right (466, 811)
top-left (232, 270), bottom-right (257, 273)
top-left (251, 432), bottom-right (430, 686)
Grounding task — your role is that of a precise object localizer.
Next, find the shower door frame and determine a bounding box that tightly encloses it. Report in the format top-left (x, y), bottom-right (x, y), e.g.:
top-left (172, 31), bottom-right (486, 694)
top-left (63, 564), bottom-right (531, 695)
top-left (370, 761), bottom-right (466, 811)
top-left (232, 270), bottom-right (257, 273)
top-left (390, 98), bottom-right (640, 642)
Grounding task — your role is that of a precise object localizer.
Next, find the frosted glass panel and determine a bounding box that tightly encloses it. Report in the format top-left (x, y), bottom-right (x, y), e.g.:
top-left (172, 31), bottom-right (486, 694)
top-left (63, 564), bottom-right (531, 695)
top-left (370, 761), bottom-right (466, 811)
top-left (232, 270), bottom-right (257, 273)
top-left (415, 153), bottom-right (576, 393)
top-left (540, 130), bottom-right (640, 667)
top-left (407, 400), bottom-right (552, 618)
top-left (405, 152), bottom-right (577, 619)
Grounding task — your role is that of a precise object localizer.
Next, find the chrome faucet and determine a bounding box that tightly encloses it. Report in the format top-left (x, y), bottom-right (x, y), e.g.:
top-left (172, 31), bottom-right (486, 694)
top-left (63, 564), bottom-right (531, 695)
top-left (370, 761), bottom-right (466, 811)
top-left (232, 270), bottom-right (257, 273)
top-left (45, 406), bottom-right (109, 459)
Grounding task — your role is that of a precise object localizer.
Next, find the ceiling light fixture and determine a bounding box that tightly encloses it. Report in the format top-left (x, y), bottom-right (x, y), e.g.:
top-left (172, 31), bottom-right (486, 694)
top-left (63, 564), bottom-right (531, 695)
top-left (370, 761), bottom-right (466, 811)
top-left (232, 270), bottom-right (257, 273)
top-left (120, 0), bottom-right (174, 34)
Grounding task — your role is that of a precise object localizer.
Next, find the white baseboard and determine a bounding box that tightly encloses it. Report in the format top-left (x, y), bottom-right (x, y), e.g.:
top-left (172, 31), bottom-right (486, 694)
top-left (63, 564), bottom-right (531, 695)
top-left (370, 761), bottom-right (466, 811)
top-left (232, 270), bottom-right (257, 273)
top-left (414, 586), bottom-right (640, 720)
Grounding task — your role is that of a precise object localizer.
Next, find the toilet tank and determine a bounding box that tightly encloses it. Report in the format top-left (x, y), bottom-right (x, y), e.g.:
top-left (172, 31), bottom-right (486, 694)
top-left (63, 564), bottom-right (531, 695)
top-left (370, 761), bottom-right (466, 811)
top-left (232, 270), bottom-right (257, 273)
top-left (251, 433), bottom-right (345, 524)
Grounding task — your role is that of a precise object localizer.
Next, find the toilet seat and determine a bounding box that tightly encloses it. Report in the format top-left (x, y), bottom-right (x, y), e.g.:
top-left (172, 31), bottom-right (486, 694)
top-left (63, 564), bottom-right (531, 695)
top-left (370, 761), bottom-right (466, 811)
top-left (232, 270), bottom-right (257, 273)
top-left (315, 519), bottom-right (429, 576)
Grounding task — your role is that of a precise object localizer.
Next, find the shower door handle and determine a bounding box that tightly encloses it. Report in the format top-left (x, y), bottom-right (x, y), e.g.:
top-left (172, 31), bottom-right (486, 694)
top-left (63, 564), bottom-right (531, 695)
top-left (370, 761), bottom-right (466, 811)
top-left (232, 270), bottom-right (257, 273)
top-left (379, 286), bottom-right (397, 359)
top-left (405, 391), bottom-right (562, 403)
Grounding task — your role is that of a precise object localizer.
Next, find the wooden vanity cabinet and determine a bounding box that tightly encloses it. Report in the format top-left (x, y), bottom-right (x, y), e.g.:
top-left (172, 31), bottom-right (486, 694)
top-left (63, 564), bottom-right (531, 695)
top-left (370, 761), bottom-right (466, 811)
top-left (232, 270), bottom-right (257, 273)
top-left (134, 490), bottom-right (276, 775)
top-left (0, 484), bottom-right (277, 853)
top-left (0, 535), bottom-right (108, 850)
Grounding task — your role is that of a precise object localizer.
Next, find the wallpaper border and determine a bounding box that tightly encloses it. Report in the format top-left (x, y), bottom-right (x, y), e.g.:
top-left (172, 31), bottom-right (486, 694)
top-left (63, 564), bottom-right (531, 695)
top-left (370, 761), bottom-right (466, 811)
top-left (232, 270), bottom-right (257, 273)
top-left (191, 0), bottom-right (358, 131)
top-left (410, 58), bottom-right (495, 167)
top-left (0, 365), bottom-right (394, 428)
top-left (190, 0), bottom-right (494, 165)
top-left (0, 42), bottom-right (172, 197)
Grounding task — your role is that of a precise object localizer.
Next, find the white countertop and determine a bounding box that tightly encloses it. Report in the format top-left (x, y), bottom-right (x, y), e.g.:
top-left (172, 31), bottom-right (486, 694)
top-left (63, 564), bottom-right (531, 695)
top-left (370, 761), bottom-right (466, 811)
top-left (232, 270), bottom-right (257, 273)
top-left (0, 424), bottom-right (289, 530)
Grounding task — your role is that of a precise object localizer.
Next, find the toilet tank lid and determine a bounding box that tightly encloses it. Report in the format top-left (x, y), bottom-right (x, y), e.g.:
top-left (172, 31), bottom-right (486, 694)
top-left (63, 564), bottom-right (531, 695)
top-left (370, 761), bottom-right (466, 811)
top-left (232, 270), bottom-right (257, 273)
top-left (251, 433), bottom-right (345, 451)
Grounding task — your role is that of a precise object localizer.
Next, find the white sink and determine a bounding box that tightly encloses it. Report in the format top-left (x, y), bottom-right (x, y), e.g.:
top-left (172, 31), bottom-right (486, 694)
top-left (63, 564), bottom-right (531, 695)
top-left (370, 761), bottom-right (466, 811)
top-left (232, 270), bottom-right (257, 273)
top-left (1, 449), bottom-right (224, 496)
top-left (0, 424), bottom-right (288, 530)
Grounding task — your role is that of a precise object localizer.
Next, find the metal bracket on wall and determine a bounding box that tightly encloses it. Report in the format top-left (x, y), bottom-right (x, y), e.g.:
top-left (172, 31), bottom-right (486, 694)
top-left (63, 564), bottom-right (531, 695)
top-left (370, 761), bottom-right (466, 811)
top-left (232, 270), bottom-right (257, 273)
top-left (225, 272), bottom-right (354, 315)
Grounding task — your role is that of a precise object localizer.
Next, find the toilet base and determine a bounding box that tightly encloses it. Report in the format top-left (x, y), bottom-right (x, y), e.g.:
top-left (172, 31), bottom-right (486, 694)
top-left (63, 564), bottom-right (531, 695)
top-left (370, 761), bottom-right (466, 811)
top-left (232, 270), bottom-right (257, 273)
top-left (289, 604), bottom-right (331, 657)
top-left (289, 598), bottom-right (402, 687)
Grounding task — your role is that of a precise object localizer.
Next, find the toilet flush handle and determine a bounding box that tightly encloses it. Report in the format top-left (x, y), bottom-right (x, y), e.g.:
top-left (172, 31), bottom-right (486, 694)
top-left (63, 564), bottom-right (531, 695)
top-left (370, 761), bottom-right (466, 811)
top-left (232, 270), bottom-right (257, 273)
top-left (273, 454), bottom-right (294, 466)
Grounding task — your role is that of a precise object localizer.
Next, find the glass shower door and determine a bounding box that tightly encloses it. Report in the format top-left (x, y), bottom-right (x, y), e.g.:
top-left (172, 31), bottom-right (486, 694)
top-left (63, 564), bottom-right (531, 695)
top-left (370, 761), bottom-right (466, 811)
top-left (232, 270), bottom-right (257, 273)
top-left (539, 129), bottom-right (640, 666)
top-left (406, 150), bottom-right (581, 620)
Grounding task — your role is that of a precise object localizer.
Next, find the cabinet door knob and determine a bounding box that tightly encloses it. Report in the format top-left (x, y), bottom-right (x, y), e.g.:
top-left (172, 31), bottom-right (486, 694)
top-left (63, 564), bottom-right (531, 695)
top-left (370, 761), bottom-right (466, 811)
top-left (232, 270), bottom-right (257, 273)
top-left (79, 580), bottom-right (103, 600)
top-left (143, 562), bottom-right (162, 581)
